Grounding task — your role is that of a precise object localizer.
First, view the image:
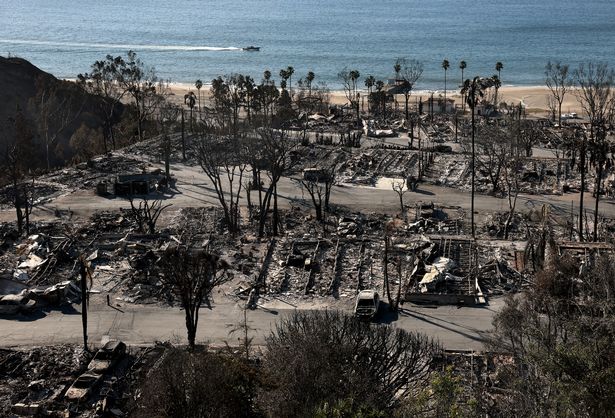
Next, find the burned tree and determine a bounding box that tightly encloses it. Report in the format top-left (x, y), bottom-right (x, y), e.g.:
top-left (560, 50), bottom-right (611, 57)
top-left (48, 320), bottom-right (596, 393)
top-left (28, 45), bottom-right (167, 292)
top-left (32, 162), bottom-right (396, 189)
top-left (116, 50), bottom-right (161, 141)
top-left (3, 109), bottom-right (36, 235)
top-left (338, 67), bottom-right (361, 123)
top-left (301, 165), bottom-right (337, 223)
top-left (261, 310), bottom-right (440, 416)
top-left (196, 132), bottom-right (248, 233)
top-left (127, 197), bottom-right (172, 234)
top-left (391, 179), bottom-right (408, 216)
top-left (545, 61), bottom-right (571, 125)
top-left (158, 246), bottom-right (229, 348)
top-left (503, 144), bottom-right (523, 239)
top-left (77, 55), bottom-right (127, 150)
top-left (32, 81), bottom-right (84, 170)
top-left (489, 255), bottom-right (615, 417)
top-left (467, 124), bottom-right (510, 194)
top-left (517, 119), bottom-right (545, 158)
top-left (574, 62), bottom-right (615, 242)
top-left (395, 58), bottom-right (424, 122)
top-left (256, 128), bottom-right (299, 237)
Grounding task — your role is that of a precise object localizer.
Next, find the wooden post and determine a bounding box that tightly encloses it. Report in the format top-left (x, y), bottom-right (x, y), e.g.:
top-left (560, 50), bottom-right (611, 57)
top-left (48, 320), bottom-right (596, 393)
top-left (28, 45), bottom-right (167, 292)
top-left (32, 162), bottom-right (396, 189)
top-left (79, 259), bottom-right (88, 352)
top-left (181, 109), bottom-right (186, 161)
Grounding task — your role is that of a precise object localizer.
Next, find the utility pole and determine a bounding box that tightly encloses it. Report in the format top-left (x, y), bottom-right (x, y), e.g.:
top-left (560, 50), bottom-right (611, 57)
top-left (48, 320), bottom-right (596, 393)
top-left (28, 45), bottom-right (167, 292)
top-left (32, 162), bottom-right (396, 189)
top-left (79, 258), bottom-right (89, 352)
top-left (181, 109), bottom-right (186, 161)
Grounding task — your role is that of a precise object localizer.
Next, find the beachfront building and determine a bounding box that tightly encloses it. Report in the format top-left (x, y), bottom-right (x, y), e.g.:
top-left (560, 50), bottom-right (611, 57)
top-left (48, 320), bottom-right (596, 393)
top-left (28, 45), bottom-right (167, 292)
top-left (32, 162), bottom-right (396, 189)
top-left (422, 96), bottom-right (455, 114)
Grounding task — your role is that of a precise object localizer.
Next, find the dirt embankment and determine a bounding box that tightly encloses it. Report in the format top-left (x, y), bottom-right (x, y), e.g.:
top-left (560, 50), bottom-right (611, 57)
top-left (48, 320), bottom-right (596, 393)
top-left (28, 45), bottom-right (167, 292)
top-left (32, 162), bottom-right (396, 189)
top-left (0, 56), bottom-right (120, 170)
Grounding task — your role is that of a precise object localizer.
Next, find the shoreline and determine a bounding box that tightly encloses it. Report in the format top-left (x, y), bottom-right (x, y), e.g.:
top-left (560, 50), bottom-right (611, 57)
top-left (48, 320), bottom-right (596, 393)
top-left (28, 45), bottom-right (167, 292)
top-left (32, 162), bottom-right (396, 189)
top-left (64, 77), bottom-right (582, 115)
top-left (165, 82), bottom-right (584, 115)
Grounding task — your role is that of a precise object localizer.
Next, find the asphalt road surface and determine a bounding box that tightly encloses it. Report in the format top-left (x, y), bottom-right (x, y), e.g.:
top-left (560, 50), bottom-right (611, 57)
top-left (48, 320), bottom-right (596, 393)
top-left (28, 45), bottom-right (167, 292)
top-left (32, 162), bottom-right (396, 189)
top-left (0, 298), bottom-right (502, 350)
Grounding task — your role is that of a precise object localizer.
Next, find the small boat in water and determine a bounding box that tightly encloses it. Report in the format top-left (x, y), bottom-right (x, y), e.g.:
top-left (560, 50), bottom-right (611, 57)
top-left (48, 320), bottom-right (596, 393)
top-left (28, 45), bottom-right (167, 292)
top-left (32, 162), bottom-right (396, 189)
top-left (243, 46), bottom-right (260, 51)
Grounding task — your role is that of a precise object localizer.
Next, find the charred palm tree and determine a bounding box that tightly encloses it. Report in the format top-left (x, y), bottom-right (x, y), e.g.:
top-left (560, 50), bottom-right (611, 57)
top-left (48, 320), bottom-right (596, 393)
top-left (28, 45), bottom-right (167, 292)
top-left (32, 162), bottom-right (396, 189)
top-left (461, 76), bottom-right (499, 237)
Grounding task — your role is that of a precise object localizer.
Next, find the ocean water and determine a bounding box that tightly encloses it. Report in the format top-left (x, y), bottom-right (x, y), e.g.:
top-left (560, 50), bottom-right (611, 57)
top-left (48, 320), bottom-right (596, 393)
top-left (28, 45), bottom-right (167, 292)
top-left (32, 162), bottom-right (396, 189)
top-left (1, 0), bottom-right (614, 89)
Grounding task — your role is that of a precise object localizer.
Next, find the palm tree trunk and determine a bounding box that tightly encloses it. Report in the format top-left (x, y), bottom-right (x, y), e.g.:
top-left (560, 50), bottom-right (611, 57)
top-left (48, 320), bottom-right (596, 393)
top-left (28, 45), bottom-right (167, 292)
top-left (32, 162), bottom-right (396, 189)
top-left (444, 70), bottom-right (447, 109)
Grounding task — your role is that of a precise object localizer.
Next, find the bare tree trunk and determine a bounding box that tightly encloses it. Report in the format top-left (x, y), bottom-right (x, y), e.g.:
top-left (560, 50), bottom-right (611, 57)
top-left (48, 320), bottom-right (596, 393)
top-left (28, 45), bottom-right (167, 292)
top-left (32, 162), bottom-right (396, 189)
top-left (273, 183), bottom-right (279, 236)
top-left (579, 138), bottom-right (586, 242)
top-left (383, 236), bottom-right (392, 308)
top-left (594, 163), bottom-right (603, 242)
top-left (186, 309), bottom-right (196, 348)
top-left (405, 93), bottom-right (410, 122)
top-left (471, 108), bottom-right (476, 238)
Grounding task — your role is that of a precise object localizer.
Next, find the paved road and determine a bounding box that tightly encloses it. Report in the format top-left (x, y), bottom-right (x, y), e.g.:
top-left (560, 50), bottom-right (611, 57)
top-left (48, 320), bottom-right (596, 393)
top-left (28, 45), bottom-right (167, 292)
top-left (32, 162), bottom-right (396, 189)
top-left (0, 298), bottom-right (501, 350)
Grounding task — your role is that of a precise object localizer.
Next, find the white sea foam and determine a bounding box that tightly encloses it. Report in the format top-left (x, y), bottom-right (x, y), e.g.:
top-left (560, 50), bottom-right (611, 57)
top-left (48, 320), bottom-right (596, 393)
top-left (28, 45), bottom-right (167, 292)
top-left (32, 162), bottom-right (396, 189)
top-left (0, 39), bottom-right (241, 52)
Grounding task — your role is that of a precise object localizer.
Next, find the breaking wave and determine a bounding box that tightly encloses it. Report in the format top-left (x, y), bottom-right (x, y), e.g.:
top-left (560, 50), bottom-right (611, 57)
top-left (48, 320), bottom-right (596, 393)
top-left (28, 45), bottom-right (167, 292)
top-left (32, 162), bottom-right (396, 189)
top-left (0, 39), bottom-right (241, 51)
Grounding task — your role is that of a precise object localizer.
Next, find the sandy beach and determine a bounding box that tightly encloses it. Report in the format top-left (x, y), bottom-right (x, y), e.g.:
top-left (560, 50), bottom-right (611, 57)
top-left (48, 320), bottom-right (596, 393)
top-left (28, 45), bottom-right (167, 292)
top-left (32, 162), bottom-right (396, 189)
top-left (167, 82), bottom-right (584, 117)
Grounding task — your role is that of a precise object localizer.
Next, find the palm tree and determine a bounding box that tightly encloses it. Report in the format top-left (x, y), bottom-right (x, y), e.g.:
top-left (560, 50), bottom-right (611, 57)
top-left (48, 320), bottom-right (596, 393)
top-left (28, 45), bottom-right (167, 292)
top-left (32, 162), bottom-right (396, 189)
top-left (393, 62), bottom-right (402, 110)
top-left (195, 79), bottom-right (203, 112)
top-left (461, 76), bottom-right (498, 237)
top-left (279, 69), bottom-right (289, 90)
top-left (184, 91), bottom-right (196, 131)
top-left (495, 62), bottom-right (503, 105)
top-left (365, 75), bottom-right (375, 114)
top-left (459, 61), bottom-right (467, 112)
top-left (442, 59), bottom-right (450, 111)
top-left (286, 66), bottom-right (295, 96)
top-left (306, 71), bottom-right (315, 97)
top-left (263, 70), bottom-right (272, 85)
top-left (495, 62), bottom-right (503, 80)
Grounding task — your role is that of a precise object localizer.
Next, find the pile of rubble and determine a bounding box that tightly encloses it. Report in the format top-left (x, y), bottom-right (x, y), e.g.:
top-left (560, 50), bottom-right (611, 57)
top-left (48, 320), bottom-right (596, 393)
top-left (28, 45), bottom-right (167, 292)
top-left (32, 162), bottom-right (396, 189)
top-left (0, 345), bottom-right (91, 417)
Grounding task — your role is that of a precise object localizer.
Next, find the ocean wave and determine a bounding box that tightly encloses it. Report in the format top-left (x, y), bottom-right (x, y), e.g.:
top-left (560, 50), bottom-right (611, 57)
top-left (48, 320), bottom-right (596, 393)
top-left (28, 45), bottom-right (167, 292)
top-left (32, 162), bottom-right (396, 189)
top-left (0, 39), bottom-right (241, 52)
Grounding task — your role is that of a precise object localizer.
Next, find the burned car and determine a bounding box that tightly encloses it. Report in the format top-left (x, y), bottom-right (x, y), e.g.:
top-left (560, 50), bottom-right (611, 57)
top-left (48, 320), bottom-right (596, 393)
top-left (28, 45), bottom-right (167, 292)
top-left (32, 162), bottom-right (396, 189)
top-left (354, 290), bottom-right (380, 320)
top-left (0, 294), bottom-right (37, 315)
top-left (88, 340), bottom-right (126, 374)
top-left (65, 372), bottom-right (102, 402)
